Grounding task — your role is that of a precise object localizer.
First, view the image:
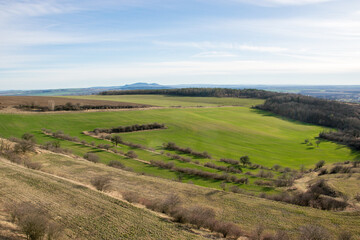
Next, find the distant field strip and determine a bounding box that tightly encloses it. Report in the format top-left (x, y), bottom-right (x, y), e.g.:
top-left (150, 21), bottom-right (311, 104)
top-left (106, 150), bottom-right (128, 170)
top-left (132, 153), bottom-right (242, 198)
top-left (66, 95), bottom-right (265, 107)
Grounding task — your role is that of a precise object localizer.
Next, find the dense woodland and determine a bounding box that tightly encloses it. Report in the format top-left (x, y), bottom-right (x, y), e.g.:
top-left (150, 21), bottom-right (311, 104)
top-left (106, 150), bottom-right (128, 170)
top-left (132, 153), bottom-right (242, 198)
top-left (99, 88), bottom-right (281, 99)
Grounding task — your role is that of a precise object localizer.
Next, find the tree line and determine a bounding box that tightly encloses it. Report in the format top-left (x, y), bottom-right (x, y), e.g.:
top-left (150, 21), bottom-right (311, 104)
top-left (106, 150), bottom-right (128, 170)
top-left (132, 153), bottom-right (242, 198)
top-left (99, 88), bottom-right (282, 99)
top-left (93, 123), bottom-right (166, 134)
top-left (16, 102), bottom-right (147, 111)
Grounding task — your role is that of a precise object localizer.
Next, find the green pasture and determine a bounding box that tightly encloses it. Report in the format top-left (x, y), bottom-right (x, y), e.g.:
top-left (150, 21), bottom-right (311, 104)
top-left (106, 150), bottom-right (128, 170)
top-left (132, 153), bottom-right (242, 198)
top-left (0, 104), bottom-right (356, 171)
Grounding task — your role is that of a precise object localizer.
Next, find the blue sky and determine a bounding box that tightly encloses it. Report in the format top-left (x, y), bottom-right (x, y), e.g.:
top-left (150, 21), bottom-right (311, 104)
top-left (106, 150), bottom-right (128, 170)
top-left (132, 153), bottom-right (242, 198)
top-left (1, 0), bottom-right (360, 90)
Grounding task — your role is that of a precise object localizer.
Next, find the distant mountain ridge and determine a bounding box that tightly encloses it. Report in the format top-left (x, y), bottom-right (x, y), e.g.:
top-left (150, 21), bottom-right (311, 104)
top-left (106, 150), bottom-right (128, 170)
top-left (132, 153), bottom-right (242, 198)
top-left (0, 83), bottom-right (171, 96)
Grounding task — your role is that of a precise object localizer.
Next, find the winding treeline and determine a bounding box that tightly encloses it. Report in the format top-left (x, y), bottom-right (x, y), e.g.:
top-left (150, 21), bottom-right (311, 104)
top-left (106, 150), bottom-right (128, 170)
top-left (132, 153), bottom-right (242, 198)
top-left (255, 94), bottom-right (360, 150)
top-left (99, 88), bottom-right (281, 99)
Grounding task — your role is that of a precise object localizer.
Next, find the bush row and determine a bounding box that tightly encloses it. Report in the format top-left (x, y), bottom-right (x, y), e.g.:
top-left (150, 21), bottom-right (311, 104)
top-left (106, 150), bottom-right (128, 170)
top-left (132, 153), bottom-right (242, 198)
top-left (163, 142), bottom-right (212, 159)
top-left (150, 160), bottom-right (248, 184)
top-left (204, 162), bottom-right (242, 174)
top-left (261, 180), bottom-right (347, 211)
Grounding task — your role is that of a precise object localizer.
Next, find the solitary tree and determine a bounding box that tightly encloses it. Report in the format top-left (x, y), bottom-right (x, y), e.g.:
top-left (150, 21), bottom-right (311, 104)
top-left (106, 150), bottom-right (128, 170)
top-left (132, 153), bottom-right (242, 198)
top-left (240, 155), bottom-right (251, 166)
top-left (111, 135), bottom-right (122, 146)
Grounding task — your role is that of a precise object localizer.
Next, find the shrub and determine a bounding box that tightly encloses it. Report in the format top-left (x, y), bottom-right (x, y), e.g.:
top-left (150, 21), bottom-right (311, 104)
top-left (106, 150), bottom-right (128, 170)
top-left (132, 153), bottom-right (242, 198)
top-left (315, 160), bottom-right (325, 170)
top-left (256, 170), bottom-right (274, 178)
top-left (22, 133), bottom-right (36, 143)
top-left (19, 213), bottom-right (48, 240)
top-left (338, 232), bottom-right (353, 240)
top-left (23, 159), bottom-right (42, 170)
top-left (83, 152), bottom-right (100, 163)
top-left (272, 164), bottom-right (281, 171)
top-left (220, 158), bottom-right (239, 165)
top-left (240, 155), bottom-right (251, 165)
top-left (4, 202), bottom-right (60, 240)
top-left (122, 191), bottom-right (140, 203)
top-left (299, 224), bottom-right (329, 240)
top-left (108, 160), bottom-right (125, 169)
top-left (90, 175), bottom-right (111, 191)
top-left (229, 185), bottom-right (243, 194)
top-left (125, 150), bottom-right (138, 158)
top-left (14, 139), bottom-right (35, 153)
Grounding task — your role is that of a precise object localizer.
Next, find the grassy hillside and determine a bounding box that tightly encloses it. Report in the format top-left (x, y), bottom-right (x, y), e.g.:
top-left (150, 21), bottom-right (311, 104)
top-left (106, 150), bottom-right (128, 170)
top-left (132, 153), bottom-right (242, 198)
top-left (23, 151), bottom-right (360, 238)
top-left (0, 106), bottom-right (355, 170)
top-left (0, 158), bottom-right (204, 240)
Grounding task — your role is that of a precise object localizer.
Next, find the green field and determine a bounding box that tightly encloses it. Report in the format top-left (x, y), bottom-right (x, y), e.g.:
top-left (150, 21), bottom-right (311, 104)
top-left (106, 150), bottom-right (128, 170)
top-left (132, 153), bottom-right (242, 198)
top-left (66, 94), bottom-right (265, 107)
top-left (0, 96), bottom-right (357, 193)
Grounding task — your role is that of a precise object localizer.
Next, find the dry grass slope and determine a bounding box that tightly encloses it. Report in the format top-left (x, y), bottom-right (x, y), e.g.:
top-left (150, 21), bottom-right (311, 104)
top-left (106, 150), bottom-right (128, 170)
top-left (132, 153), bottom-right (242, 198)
top-left (0, 158), bottom-right (205, 240)
top-left (27, 151), bottom-right (360, 238)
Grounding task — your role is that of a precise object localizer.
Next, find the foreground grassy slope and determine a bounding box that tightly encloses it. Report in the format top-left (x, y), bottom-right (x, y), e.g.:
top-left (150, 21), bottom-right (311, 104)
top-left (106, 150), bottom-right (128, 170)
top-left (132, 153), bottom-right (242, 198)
top-left (67, 94), bottom-right (265, 107)
top-left (27, 152), bottom-right (360, 238)
top-left (0, 106), bottom-right (355, 169)
top-left (0, 158), bottom-right (203, 240)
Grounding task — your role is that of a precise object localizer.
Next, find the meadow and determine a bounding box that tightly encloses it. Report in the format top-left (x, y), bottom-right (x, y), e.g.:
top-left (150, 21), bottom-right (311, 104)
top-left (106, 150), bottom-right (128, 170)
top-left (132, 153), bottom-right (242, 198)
top-left (0, 96), bottom-right (357, 194)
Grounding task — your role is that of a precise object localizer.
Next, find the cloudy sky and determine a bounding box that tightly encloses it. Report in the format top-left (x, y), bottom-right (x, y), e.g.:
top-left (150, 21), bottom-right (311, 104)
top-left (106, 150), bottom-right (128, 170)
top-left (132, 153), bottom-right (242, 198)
top-left (1, 0), bottom-right (360, 90)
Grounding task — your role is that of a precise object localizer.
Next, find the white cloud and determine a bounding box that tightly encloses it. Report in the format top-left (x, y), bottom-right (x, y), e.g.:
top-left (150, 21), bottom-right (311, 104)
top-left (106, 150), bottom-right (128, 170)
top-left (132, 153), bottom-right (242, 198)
top-left (192, 51), bottom-right (237, 58)
top-left (154, 41), bottom-right (288, 53)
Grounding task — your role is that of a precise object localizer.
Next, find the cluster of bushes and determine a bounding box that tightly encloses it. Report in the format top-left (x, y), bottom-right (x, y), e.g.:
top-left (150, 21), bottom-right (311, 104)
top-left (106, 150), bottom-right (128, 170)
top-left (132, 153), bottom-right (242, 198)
top-left (262, 180), bottom-right (348, 210)
top-left (220, 158), bottom-right (239, 165)
top-left (43, 129), bottom-right (81, 143)
top-left (99, 88), bottom-right (281, 99)
top-left (97, 134), bottom-right (150, 150)
top-left (0, 136), bottom-right (44, 170)
top-left (163, 142), bottom-right (212, 159)
top-left (318, 161), bottom-right (360, 175)
top-left (150, 160), bottom-right (248, 184)
top-left (90, 175), bottom-right (112, 191)
top-left (255, 94), bottom-right (360, 150)
top-left (163, 152), bottom-right (192, 162)
top-left (204, 162), bottom-right (242, 174)
top-left (5, 202), bottom-right (63, 240)
top-left (256, 170), bottom-right (274, 178)
top-left (93, 123), bottom-right (165, 134)
top-left (121, 192), bottom-right (243, 238)
top-left (16, 102), bottom-right (145, 111)
top-left (39, 141), bottom-right (72, 154)
top-left (274, 173), bottom-right (296, 187)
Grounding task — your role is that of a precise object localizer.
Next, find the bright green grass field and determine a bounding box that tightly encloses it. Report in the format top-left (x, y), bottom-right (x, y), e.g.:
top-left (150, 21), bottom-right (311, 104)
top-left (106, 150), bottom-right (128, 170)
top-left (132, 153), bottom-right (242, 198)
top-left (0, 103), bottom-right (357, 169)
top-left (66, 94), bottom-right (265, 107)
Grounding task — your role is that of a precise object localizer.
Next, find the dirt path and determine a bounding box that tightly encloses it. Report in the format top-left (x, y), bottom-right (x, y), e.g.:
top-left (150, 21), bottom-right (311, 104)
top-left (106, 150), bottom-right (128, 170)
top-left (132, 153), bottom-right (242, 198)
top-left (292, 172), bottom-right (317, 192)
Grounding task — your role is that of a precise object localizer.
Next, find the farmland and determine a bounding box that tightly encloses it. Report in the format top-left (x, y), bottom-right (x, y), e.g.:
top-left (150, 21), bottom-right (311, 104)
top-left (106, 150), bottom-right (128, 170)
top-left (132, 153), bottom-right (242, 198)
top-left (0, 94), bottom-right (359, 239)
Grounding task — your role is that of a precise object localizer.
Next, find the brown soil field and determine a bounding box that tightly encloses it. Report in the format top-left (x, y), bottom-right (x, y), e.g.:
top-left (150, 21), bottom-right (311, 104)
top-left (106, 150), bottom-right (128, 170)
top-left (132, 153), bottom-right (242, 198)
top-left (0, 96), bottom-right (152, 109)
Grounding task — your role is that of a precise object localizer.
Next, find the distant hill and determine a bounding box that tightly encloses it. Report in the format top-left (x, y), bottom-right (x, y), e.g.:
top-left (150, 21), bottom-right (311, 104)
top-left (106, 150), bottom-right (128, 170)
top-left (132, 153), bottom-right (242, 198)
top-left (0, 83), bottom-right (171, 96)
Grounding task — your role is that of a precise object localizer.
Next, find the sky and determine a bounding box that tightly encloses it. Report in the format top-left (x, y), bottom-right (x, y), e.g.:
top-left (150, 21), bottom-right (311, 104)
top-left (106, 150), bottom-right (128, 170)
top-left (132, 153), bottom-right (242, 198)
top-left (1, 0), bottom-right (360, 90)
